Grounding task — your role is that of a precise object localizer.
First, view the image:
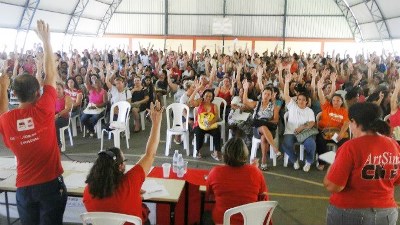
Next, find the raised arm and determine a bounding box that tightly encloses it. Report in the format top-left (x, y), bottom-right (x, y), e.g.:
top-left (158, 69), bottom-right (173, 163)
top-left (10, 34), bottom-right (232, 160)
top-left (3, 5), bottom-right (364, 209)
top-left (242, 79), bottom-right (257, 109)
top-left (391, 79), bottom-right (400, 115)
top-left (137, 101), bottom-right (163, 175)
top-left (35, 20), bottom-right (58, 88)
top-left (327, 72), bottom-right (337, 99)
top-left (0, 72), bottom-right (10, 115)
top-left (104, 64), bottom-right (113, 90)
top-left (317, 78), bottom-right (327, 105)
top-left (283, 72), bottom-right (292, 104)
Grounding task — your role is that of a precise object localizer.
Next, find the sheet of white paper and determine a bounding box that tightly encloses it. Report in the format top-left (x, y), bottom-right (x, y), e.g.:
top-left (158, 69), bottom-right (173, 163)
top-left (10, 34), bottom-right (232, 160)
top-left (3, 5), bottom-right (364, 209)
top-left (141, 180), bottom-right (169, 200)
top-left (0, 170), bottom-right (15, 179)
top-left (231, 112), bottom-right (250, 121)
top-left (331, 133), bottom-right (339, 143)
top-left (64, 173), bottom-right (87, 189)
top-left (319, 151), bottom-right (336, 164)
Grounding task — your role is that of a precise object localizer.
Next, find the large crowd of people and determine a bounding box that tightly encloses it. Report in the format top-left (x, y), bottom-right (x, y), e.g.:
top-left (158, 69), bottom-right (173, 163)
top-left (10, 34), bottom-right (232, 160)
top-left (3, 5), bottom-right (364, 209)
top-left (1, 19), bottom-right (400, 225)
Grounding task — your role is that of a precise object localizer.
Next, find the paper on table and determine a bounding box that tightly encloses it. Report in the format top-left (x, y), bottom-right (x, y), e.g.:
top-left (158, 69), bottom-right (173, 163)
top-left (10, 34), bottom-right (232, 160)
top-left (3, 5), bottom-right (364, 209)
top-left (141, 180), bottom-right (169, 200)
top-left (64, 173), bottom-right (87, 189)
top-left (0, 170), bottom-right (15, 179)
top-left (319, 151), bottom-right (336, 164)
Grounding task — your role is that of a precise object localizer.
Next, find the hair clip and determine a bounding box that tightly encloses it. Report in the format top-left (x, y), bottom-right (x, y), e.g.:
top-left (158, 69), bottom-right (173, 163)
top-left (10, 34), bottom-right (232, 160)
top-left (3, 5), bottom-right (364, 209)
top-left (98, 150), bottom-right (117, 161)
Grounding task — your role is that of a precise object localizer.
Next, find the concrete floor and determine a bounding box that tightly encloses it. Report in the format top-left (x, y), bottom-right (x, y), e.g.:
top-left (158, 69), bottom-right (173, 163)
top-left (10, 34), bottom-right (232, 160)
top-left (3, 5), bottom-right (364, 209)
top-left (1, 98), bottom-right (399, 225)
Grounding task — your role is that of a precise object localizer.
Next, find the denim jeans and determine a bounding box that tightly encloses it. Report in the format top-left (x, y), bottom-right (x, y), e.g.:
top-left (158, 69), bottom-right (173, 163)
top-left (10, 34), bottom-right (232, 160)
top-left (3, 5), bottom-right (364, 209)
top-left (327, 204), bottom-right (398, 225)
top-left (80, 112), bottom-right (104, 133)
top-left (281, 134), bottom-right (316, 164)
top-left (16, 176), bottom-right (68, 225)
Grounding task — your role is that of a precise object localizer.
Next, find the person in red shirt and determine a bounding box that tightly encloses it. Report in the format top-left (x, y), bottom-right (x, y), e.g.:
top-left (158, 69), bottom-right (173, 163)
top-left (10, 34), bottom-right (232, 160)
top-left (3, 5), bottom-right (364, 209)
top-left (83, 100), bottom-right (163, 224)
top-left (0, 20), bottom-right (67, 225)
top-left (206, 137), bottom-right (269, 225)
top-left (324, 102), bottom-right (400, 225)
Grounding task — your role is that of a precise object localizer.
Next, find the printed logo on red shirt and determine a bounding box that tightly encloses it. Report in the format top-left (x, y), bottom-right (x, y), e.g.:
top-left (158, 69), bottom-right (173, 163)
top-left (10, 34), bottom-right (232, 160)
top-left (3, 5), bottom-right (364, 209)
top-left (362, 152), bottom-right (400, 180)
top-left (17, 118), bottom-right (34, 131)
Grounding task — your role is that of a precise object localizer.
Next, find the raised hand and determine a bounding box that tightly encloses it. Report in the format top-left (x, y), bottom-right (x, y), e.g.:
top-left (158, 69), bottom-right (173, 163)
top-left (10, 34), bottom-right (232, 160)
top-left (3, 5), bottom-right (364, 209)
top-left (35, 20), bottom-right (50, 43)
top-left (330, 72), bottom-right (337, 83)
top-left (148, 100), bottom-right (164, 124)
top-left (284, 73), bottom-right (292, 83)
top-left (0, 72), bottom-right (10, 89)
top-left (242, 79), bottom-right (249, 91)
top-left (317, 78), bottom-right (324, 89)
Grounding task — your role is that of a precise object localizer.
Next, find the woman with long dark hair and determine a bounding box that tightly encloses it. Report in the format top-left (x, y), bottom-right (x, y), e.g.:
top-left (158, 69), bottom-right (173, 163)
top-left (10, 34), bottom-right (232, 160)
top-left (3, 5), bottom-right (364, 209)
top-left (83, 101), bottom-right (163, 224)
top-left (324, 102), bottom-right (399, 225)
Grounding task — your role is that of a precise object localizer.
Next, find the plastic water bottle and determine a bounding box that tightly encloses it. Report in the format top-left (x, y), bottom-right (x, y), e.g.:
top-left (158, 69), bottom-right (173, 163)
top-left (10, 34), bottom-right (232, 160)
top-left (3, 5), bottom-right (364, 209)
top-left (177, 154), bottom-right (184, 178)
top-left (172, 150), bottom-right (179, 173)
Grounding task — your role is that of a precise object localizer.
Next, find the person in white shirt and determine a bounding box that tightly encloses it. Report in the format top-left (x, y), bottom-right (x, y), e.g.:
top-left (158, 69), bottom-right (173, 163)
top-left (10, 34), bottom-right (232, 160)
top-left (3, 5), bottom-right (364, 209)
top-left (282, 73), bottom-right (316, 172)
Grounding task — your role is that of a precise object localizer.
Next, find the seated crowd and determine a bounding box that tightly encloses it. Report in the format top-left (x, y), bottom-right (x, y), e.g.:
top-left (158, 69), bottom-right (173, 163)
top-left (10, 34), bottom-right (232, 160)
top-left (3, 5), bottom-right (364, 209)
top-left (0, 20), bottom-right (399, 225)
top-left (2, 42), bottom-right (400, 172)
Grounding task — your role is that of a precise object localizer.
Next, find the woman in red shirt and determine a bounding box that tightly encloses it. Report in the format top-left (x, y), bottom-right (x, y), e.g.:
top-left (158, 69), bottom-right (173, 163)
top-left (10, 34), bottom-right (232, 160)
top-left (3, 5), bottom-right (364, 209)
top-left (214, 77), bottom-right (234, 120)
top-left (83, 101), bottom-right (163, 224)
top-left (324, 102), bottom-right (399, 225)
top-left (207, 137), bottom-right (268, 225)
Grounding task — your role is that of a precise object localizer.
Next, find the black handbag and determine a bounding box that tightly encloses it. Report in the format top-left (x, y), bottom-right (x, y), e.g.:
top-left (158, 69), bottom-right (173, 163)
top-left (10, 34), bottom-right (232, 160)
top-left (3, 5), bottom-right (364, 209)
top-left (252, 101), bottom-right (277, 131)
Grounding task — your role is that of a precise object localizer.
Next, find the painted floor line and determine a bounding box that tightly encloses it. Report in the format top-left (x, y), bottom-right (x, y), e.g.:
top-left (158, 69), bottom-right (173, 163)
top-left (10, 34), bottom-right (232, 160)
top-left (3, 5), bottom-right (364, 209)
top-left (269, 192), bottom-right (329, 200)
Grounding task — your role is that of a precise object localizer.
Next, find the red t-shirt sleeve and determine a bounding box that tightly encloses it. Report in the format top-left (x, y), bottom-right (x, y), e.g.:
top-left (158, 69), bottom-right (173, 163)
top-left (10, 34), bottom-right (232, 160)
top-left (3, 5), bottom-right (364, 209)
top-left (126, 164), bottom-right (146, 189)
top-left (327, 144), bottom-right (353, 187)
top-left (36, 85), bottom-right (57, 114)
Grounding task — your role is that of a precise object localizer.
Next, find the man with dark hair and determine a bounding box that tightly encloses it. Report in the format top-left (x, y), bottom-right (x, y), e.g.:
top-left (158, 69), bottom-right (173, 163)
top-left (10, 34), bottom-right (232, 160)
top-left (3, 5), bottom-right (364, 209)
top-left (0, 20), bottom-right (67, 225)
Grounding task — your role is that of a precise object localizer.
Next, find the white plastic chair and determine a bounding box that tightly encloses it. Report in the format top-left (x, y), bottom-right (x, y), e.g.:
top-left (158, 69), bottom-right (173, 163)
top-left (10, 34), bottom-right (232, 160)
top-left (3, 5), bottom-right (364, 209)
top-left (70, 113), bottom-right (82, 137)
top-left (165, 103), bottom-right (190, 156)
top-left (212, 97), bottom-right (227, 144)
top-left (100, 101), bottom-right (131, 150)
top-left (81, 212), bottom-right (142, 225)
top-left (283, 112), bottom-right (304, 167)
top-left (59, 112), bottom-right (73, 152)
top-left (139, 110), bottom-right (146, 131)
top-left (223, 201), bottom-right (278, 225)
top-left (250, 129), bottom-right (280, 167)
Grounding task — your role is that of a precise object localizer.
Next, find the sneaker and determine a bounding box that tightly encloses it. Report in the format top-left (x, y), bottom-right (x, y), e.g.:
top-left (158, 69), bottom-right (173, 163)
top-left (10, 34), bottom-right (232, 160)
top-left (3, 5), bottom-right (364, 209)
top-left (89, 132), bottom-right (94, 137)
top-left (293, 160), bottom-right (300, 170)
top-left (303, 163), bottom-right (311, 172)
top-left (211, 152), bottom-right (221, 161)
top-left (260, 164), bottom-right (269, 171)
top-left (174, 139), bottom-right (182, 145)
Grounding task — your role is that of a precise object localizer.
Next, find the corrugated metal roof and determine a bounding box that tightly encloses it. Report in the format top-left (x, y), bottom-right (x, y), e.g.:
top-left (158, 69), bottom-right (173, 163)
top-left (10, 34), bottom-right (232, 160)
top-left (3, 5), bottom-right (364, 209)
top-left (107, 14), bottom-right (164, 35)
top-left (0, 0), bottom-right (399, 42)
top-left (226, 0), bottom-right (284, 15)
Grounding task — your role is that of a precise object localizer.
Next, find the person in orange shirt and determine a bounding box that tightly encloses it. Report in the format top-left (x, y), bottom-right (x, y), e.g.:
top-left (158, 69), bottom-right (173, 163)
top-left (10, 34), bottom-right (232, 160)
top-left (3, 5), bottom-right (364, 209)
top-left (316, 78), bottom-right (349, 171)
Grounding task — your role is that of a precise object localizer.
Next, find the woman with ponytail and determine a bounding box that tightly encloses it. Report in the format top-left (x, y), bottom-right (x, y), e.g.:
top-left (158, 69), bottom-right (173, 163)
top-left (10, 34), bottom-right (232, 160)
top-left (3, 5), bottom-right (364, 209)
top-left (83, 100), bottom-right (164, 225)
top-left (324, 102), bottom-right (400, 225)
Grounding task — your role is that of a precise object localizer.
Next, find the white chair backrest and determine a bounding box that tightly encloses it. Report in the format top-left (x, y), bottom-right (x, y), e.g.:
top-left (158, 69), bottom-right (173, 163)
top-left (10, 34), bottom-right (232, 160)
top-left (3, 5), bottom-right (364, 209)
top-left (223, 201), bottom-right (278, 225)
top-left (384, 114), bottom-right (390, 122)
top-left (109, 101), bottom-right (131, 124)
top-left (166, 103), bottom-right (189, 130)
top-left (212, 97), bottom-right (227, 121)
top-left (81, 212), bottom-right (142, 225)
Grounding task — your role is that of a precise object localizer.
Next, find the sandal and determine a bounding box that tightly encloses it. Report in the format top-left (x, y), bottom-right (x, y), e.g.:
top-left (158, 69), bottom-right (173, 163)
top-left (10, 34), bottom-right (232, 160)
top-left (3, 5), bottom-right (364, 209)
top-left (211, 152), bottom-right (221, 162)
top-left (196, 153), bottom-right (203, 159)
top-left (260, 164), bottom-right (269, 171)
top-left (275, 151), bottom-right (283, 160)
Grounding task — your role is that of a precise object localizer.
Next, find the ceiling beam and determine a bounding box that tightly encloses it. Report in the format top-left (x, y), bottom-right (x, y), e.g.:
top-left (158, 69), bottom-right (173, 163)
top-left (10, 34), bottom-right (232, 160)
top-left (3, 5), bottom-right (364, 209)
top-left (97, 0), bottom-right (123, 37)
top-left (15, 0), bottom-right (40, 52)
top-left (334, 0), bottom-right (363, 42)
